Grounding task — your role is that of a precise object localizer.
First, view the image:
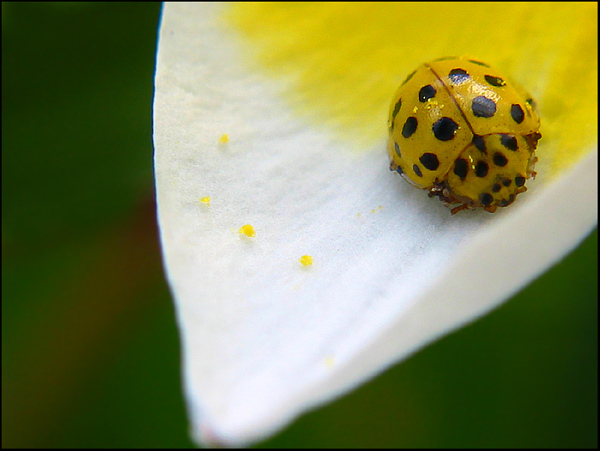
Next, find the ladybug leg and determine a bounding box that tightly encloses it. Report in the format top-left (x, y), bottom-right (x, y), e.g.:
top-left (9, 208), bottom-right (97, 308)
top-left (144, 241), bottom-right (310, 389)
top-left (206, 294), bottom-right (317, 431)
top-left (450, 203), bottom-right (470, 215)
top-left (516, 186), bottom-right (528, 195)
top-left (527, 132), bottom-right (542, 148)
top-left (528, 156), bottom-right (538, 178)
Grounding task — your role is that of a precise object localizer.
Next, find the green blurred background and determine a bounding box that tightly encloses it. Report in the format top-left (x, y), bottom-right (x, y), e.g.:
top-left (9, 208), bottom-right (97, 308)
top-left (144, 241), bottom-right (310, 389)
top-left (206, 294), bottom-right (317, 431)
top-left (2, 3), bottom-right (597, 448)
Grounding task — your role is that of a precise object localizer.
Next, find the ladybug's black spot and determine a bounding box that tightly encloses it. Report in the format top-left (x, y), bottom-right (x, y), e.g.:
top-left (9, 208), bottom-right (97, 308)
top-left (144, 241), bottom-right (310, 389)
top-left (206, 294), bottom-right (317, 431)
top-left (401, 70), bottom-right (416, 86)
top-left (471, 96), bottom-right (497, 118)
top-left (492, 183), bottom-right (502, 193)
top-left (500, 134), bottom-right (518, 151)
top-left (432, 117), bottom-right (458, 141)
top-left (475, 161), bottom-right (489, 178)
top-left (484, 75), bottom-right (506, 87)
top-left (419, 153), bottom-right (440, 171)
top-left (511, 104), bottom-right (525, 124)
top-left (480, 193), bottom-right (494, 206)
top-left (413, 164), bottom-right (423, 177)
top-left (394, 141), bottom-right (401, 158)
top-left (493, 152), bottom-right (508, 167)
top-left (472, 134), bottom-right (486, 153)
top-left (391, 98), bottom-right (402, 126)
top-left (402, 117), bottom-right (418, 138)
top-left (499, 194), bottom-right (515, 207)
top-left (449, 68), bottom-right (470, 84)
top-left (515, 176), bottom-right (526, 187)
top-left (502, 178), bottom-right (512, 187)
top-left (396, 166), bottom-right (404, 175)
top-left (468, 59), bottom-right (490, 67)
top-left (453, 158), bottom-right (468, 180)
top-left (419, 85), bottom-right (436, 102)
top-left (526, 97), bottom-right (536, 109)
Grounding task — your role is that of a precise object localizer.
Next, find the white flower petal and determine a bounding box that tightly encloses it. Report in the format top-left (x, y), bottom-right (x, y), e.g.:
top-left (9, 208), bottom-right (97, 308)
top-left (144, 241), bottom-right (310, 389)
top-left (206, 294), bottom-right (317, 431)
top-left (153, 4), bottom-right (597, 446)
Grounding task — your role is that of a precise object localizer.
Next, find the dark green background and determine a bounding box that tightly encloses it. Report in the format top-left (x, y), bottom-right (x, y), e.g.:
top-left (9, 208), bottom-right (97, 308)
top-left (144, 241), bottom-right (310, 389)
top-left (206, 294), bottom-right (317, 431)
top-left (2, 3), bottom-right (597, 448)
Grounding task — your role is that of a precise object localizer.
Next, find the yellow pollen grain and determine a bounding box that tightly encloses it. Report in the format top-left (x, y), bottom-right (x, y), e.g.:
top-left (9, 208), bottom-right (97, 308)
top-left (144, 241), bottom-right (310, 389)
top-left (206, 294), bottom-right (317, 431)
top-left (239, 224), bottom-right (255, 237)
top-left (324, 356), bottom-right (335, 368)
top-left (299, 255), bottom-right (313, 266)
top-left (218, 134), bottom-right (229, 144)
top-left (200, 196), bottom-right (211, 206)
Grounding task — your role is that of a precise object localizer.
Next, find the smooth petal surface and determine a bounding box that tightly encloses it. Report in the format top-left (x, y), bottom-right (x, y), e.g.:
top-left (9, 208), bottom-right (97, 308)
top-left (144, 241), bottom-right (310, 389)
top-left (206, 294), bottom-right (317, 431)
top-left (153, 3), bottom-right (597, 446)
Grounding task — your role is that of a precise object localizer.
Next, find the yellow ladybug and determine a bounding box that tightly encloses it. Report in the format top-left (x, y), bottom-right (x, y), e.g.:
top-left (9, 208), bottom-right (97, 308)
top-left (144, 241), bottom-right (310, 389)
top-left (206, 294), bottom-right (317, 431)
top-left (388, 56), bottom-right (541, 214)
